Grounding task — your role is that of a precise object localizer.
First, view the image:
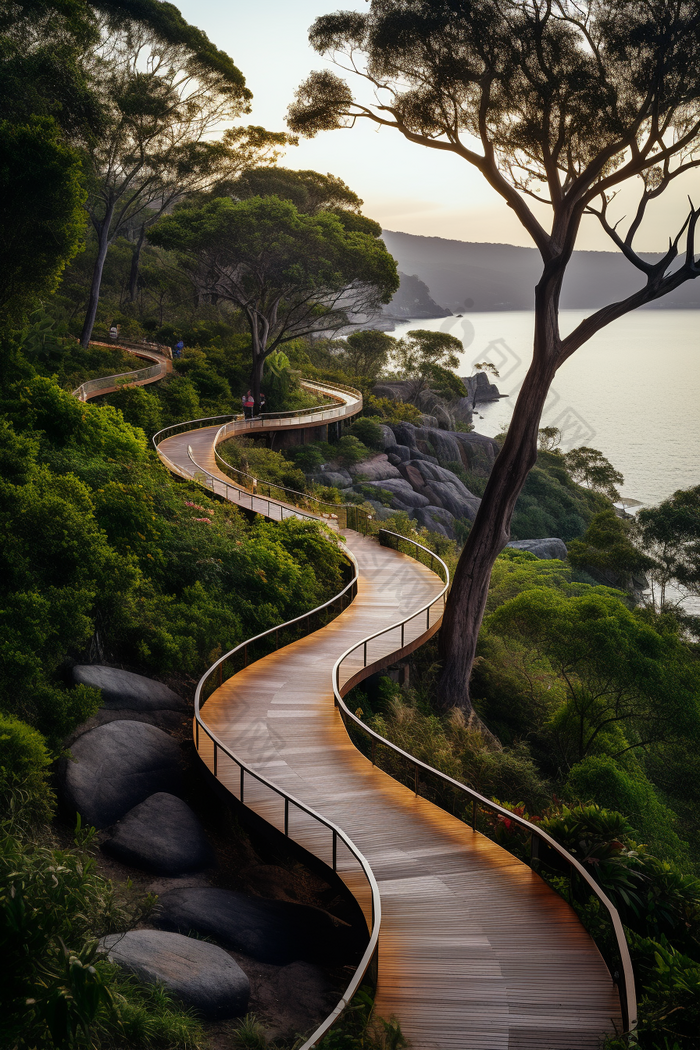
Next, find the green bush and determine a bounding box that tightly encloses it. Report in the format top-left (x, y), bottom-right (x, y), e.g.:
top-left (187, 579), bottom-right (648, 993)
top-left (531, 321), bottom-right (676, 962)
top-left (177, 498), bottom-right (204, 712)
top-left (0, 714), bottom-right (54, 826)
top-left (350, 416), bottom-right (384, 450)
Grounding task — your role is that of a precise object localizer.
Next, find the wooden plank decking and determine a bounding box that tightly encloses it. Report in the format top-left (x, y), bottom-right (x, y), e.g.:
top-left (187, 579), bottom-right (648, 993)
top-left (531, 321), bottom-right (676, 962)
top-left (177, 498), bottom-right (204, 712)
top-left (159, 428), bottom-right (622, 1049)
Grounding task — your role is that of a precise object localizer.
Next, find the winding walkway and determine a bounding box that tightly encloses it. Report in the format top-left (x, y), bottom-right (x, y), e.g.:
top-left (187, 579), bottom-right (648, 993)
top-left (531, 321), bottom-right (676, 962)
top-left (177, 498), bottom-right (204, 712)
top-left (156, 418), bottom-right (624, 1049)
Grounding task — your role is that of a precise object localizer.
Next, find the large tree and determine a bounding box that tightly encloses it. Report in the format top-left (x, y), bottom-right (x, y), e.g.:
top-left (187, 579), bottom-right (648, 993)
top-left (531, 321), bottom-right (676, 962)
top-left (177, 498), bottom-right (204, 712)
top-left (77, 23), bottom-right (291, 346)
top-left (148, 193), bottom-right (399, 411)
top-left (289, 0), bottom-right (700, 715)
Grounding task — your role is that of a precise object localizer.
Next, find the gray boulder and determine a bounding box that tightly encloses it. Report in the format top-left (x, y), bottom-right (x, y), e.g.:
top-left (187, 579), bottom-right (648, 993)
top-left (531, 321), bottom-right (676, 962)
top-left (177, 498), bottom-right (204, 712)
top-left (154, 886), bottom-right (361, 965)
top-left (377, 424), bottom-right (397, 450)
top-left (102, 793), bottom-right (215, 875)
top-left (506, 538), bottom-right (568, 560)
top-left (411, 506), bottom-right (457, 538)
top-left (364, 478), bottom-right (430, 509)
top-left (308, 470), bottom-right (353, 489)
top-left (387, 444), bottom-right (411, 464)
top-left (63, 720), bottom-right (182, 828)
top-left (100, 930), bottom-right (249, 1019)
top-left (461, 370), bottom-right (501, 403)
top-left (348, 454), bottom-right (402, 482)
top-left (72, 666), bottom-right (186, 712)
top-left (454, 431), bottom-right (500, 471)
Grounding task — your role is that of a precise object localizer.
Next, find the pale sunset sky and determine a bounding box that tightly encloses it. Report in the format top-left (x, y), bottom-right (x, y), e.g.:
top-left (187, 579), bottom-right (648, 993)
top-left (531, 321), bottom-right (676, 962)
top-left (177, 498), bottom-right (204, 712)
top-left (176, 0), bottom-right (700, 252)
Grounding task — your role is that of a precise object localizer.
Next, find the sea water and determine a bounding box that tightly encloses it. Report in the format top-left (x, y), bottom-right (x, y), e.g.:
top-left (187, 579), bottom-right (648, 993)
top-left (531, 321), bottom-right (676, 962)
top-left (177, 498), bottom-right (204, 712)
top-left (391, 309), bottom-right (700, 509)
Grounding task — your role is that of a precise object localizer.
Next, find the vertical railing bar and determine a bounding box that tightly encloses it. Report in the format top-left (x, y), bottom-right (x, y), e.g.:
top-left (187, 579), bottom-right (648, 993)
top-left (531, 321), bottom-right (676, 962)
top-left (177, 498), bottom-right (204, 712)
top-left (240, 765), bottom-right (245, 802)
top-left (213, 741), bottom-right (218, 777)
top-left (284, 797), bottom-right (289, 836)
top-left (332, 829), bottom-right (337, 871)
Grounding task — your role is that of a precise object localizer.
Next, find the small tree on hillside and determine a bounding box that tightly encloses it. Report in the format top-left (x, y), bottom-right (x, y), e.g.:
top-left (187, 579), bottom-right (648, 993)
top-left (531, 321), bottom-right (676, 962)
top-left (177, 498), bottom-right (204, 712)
top-left (148, 193), bottom-right (399, 411)
top-left (289, 0), bottom-right (700, 714)
top-left (393, 328), bottom-right (463, 398)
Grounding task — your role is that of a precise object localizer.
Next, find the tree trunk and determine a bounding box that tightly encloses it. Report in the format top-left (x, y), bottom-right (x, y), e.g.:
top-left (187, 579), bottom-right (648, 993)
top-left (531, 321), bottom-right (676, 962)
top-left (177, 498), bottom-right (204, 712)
top-left (437, 290), bottom-right (561, 713)
top-left (128, 223), bottom-right (146, 302)
top-left (250, 353), bottom-right (264, 415)
top-left (80, 208), bottom-right (114, 348)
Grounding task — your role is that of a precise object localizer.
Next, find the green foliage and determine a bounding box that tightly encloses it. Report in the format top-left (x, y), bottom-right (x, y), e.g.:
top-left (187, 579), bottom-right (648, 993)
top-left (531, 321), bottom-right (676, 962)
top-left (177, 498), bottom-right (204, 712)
top-left (350, 416), bottom-right (385, 450)
top-left (149, 194), bottom-right (399, 403)
top-left (317, 988), bottom-right (407, 1050)
top-left (564, 446), bottom-right (624, 501)
top-left (0, 118), bottom-right (86, 320)
top-left (566, 756), bottom-right (688, 866)
top-left (364, 395), bottom-right (422, 424)
top-left (334, 435), bottom-right (370, 467)
top-left (0, 714), bottom-right (54, 827)
top-left (0, 820), bottom-right (204, 1049)
top-left (487, 588), bottom-right (700, 768)
top-left (510, 450), bottom-right (610, 541)
top-left (339, 329), bottom-right (395, 381)
top-left (635, 485), bottom-right (700, 610)
top-left (568, 508), bottom-right (653, 582)
top-left (219, 438), bottom-right (307, 493)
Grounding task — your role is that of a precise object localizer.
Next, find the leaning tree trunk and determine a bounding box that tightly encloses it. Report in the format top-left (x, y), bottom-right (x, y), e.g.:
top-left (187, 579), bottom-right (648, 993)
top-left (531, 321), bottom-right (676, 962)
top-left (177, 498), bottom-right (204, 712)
top-left (80, 207), bottom-right (114, 348)
top-left (437, 283), bottom-right (562, 714)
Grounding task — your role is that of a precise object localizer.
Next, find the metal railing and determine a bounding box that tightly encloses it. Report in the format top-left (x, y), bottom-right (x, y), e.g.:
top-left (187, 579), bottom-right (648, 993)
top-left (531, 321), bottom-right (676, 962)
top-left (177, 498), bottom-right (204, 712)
top-left (72, 343), bottom-right (171, 402)
top-left (332, 528), bottom-right (637, 1035)
top-left (193, 555), bottom-right (381, 1050)
top-left (213, 446), bottom-right (372, 532)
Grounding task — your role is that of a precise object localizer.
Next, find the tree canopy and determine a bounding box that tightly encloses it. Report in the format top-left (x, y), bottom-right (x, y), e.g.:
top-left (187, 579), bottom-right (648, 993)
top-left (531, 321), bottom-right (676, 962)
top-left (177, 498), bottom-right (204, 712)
top-left (149, 193), bottom-right (399, 409)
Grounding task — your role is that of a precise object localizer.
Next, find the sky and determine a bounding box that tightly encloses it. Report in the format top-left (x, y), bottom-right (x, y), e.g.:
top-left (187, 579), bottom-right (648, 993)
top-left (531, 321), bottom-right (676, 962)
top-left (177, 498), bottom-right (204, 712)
top-left (176, 0), bottom-right (700, 252)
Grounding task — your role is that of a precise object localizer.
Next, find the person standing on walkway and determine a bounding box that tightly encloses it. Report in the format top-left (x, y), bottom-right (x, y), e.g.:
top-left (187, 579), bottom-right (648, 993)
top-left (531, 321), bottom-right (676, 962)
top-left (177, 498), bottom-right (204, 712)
top-left (242, 390), bottom-right (254, 419)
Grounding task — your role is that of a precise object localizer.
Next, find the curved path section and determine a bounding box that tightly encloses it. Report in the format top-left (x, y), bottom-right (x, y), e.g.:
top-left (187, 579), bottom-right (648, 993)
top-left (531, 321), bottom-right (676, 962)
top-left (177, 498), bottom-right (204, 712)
top-left (155, 379), bottom-right (363, 525)
top-left (158, 421), bottom-right (624, 1049)
top-left (73, 342), bottom-right (172, 401)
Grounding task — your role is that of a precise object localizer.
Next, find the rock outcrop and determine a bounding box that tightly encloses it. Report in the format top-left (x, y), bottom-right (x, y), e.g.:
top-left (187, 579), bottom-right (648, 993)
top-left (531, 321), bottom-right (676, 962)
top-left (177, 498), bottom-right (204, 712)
top-left (100, 930), bottom-right (250, 1019)
top-left (318, 423), bottom-right (500, 540)
top-left (506, 538), bottom-right (568, 560)
top-left (72, 666), bottom-right (186, 712)
top-left (62, 720), bottom-right (182, 828)
top-left (102, 792), bottom-right (215, 875)
top-left (154, 886), bottom-right (361, 965)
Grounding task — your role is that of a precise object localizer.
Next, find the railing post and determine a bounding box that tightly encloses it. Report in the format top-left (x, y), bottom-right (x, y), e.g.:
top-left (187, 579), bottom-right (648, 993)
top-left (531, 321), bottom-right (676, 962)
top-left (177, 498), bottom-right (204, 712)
top-left (332, 829), bottom-right (337, 871)
top-left (371, 739), bottom-right (376, 766)
top-left (218, 663), bottom-right (223, 687)
top-left (244, 644), bottom-right (248, 667)
top-left (426, 607), bottom-right (430, 629)
top-left (213, 741), bottom-right (218, 776)
top-left (471, 799), bottom-right (477, 830)
top-left (364, 640), bottom-right (367, 667)
top-left (240, 765), bottom-right (245, 802)
top-left (401, 622), bottom-right (405, 648)
top-left (195, 720), bottom-right (199, 750)
top-left (414, 763), bottom-right (419, 796)
top-left (284, 797), bottom-right (289, 836)
top-left (530, 833), bottom-right (540, 869)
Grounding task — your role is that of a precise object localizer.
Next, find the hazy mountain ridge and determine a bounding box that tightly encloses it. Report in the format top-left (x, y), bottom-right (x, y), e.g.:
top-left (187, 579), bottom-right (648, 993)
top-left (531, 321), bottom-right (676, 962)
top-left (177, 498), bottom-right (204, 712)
top-left (381, 229), bottom-right (700, 311)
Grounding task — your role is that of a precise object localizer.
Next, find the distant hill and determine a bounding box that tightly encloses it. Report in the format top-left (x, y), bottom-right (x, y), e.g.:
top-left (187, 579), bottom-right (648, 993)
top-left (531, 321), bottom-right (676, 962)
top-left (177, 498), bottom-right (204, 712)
top-left (381, 230), bottom-right (700, 311)
top-left (383, 271), bottom-right (451, 319)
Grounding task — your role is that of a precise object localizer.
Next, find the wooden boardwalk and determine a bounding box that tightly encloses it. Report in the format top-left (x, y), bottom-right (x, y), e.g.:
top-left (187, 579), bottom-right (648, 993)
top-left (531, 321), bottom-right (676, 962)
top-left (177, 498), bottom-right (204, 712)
top-left (158, 429), bottom-right (622, 1049)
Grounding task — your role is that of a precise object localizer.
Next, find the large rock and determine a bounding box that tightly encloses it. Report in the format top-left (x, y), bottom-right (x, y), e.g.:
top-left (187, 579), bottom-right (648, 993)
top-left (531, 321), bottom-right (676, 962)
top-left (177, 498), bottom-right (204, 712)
top-left (506, 538), bottom-right (568, 560)
top-left (411, 506), bottom-right (457, 538)
top-left (348, 454), bottom-right (402, 482)
top-left (364, 478), bottom-right (430, 509)
top-left (387, 444), bottom-right (411, 464)
top-left (100, 930), bottom-right (249, 1019)
top-left (461, 370), bottom-right (502, 403)
top-left (102, 793), bottom-right (215, 875)
top-left (308, 470), bottom-right (353, 489)
top-left (63, 721), bottom-right (182, 828)
top-left (154, 886), bottom-right (361, 965)
top-left (454, 431), bottom-right (500, 471)
top-left (377, 424), bottom-right (397, 450)
top-left (72, 666), bottom-right (186, 712)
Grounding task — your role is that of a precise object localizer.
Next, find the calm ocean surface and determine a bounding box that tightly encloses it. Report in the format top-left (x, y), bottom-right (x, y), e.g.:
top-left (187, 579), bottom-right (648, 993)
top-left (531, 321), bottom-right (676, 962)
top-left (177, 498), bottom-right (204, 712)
top-left (392, 309), bottom-right (700, 510)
